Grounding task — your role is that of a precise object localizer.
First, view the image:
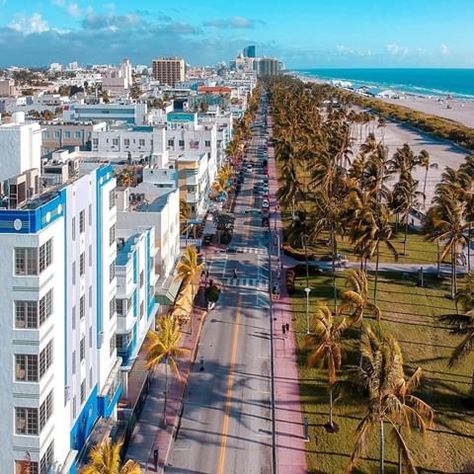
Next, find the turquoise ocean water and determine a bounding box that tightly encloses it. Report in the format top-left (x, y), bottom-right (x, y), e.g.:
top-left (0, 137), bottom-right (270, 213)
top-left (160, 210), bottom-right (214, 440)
top-left (296, 68), bottom-right (474, 100)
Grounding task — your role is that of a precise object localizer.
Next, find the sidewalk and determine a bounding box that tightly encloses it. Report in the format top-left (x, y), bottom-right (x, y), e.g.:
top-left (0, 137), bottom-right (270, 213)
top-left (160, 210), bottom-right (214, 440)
top-left (267, 116), bottom-right (308, 474)
top-left (124, 292), bottom-right (208, 473)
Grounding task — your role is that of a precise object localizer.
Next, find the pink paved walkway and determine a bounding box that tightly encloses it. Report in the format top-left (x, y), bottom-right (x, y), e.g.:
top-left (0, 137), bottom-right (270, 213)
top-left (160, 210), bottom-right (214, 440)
top-left (267, 113), bottom-right (308, 474)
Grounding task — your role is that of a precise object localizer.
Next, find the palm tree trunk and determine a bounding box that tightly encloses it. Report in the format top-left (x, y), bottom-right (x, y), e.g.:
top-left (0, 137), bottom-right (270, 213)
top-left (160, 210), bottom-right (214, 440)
top-left (403, 212), bottom-right (409, 256)
top-left (380, 418), bottom-right (385, 474)
top-left (329, 386), bottom-right (334, 427)
top-left (423, 167), bottom-right (428, 209)
top-left (398, 426), bottom-right (403, 474)
top-left (437, 241), bottom-right (441, 278)
top-left (451, 246), bottom-right (457, 299)
top-left (163, 356), bottom-right (169, 426)
top-left (331, 224), bottom-right (338, 312)
top-left (302, 234), bottom-right (309, 290)
top-left (374, 241), bottom-right (381, 305)
top-left (468, 224), bottom-right (471, 273)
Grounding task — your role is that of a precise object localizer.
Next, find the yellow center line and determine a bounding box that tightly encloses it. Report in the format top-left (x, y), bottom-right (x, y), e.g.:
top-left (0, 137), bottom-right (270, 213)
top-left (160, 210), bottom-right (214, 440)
top-left (217, 295), bottom-right (242, 474)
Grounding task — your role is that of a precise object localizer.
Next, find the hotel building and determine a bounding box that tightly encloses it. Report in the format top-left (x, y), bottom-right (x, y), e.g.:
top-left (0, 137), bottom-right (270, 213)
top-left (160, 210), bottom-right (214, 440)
top-left (152, 58), bottom-right (185, 87)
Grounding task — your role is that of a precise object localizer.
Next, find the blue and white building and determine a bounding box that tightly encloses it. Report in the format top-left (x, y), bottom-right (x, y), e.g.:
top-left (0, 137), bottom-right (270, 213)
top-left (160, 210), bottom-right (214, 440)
top-left (0, 151), bottom-right (121, 472)
top-left (63, 103), bottom-right (147, 125)
top-left (115, 226), bottom-right (158, 396)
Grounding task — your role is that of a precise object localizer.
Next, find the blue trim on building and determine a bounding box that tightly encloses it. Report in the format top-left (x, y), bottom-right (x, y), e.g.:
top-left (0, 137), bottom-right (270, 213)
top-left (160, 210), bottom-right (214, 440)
top-left (98, 382), bottom-right (123, 418)
top-left (0, 192), bottom-right (65, 234)
top-left (70, 385), bottom-right (99, 454)
top-left (95, 165), bottom-right (113, 346)
top-left (61, 188), bottom-right (68, 386)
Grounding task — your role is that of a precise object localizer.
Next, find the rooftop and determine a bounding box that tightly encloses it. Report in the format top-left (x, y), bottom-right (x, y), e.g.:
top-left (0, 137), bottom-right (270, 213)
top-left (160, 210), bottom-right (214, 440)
top-left (116, 232), bottom-right (140, 266)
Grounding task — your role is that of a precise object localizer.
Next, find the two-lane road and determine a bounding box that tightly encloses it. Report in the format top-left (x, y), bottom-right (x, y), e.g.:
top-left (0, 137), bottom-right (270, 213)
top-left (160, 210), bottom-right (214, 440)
top-left (166, 109), bottom-right (274, 474)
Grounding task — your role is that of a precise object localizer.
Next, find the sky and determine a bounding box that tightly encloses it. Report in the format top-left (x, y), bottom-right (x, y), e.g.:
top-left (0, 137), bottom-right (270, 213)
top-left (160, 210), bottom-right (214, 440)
top-left (0, 0), bottom-right (473, 68)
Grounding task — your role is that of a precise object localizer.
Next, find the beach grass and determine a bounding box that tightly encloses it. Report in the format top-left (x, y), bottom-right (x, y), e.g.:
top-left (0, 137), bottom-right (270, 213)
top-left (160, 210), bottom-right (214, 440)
top-left (291, 271), bottom-right (474, 473)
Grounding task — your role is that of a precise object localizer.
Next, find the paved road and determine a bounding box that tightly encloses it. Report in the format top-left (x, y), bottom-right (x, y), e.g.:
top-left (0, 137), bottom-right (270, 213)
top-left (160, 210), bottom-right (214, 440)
top-left (166, 109), bottom-right (275, 473)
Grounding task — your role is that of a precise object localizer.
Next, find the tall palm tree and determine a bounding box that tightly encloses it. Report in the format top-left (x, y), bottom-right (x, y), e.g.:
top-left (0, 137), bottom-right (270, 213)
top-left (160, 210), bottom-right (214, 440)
top-left (424, 196), bottom-right (473, 298)
top-left (341, 269), bottom-right (382, 325)
top-left (145, 316), bottom-right (188, 426)
top-left (80, 438), bottom-right (141, 474)
top-left (305, 304), bottom-right (348, 431)
top-left (417, 149), bottom-right (430, 208)
top-left (347, 326), bottom-right (434, 474)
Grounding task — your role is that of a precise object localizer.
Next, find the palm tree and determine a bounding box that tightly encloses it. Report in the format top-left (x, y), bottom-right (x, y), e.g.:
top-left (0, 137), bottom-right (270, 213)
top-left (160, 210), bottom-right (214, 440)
top-left (341, 269), bottom-right (382, 325)
top-left (144, 316), bottom-right (188, 426)
top-left (417, 149), bottom-right (430, 208)
top-left (424, 196), bottom-right (473, 298)
top-left (305, 304), bottom-right (348, 432)
top-left (347, 326), bottom-right (434, 474)
top-left (176, 246), bottom-right (205, 323)
top-left (80, 438), bottom-right (141, 474)
top-left (117, 168), bottom-right (135, 188)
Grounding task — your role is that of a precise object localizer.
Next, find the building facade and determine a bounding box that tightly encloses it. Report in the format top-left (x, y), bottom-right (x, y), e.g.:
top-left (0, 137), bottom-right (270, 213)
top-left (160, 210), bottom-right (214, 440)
top-left (152, 58), bottom-right (185, 87)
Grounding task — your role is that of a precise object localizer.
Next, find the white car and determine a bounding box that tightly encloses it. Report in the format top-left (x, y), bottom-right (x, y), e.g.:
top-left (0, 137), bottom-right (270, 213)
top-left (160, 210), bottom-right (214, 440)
top-left (262, 199), bottom-right (270, 209)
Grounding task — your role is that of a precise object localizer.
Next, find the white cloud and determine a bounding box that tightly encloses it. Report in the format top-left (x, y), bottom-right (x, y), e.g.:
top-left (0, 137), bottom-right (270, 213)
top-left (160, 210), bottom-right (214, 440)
top-left (385, 43), bottom-right (410, 56)
top-left (66, 3), bottom-right (81, 17)
top-left (441, 44), bottom-right (449, 55)
top-left (9, 13), bottom-right (49, 34)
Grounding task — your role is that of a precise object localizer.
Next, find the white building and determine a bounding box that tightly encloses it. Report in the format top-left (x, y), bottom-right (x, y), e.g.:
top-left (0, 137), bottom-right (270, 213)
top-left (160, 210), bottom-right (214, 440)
top-left (0, 157), bottom-right (121, 473)
top-left (0, 113), bottom-right (42, 183)
top-left (63, 103), bottom-right (147, 125)
top-left (101, 59), bottom-right (133, 97)
top-left (115, 226), bottom-right (158, 397)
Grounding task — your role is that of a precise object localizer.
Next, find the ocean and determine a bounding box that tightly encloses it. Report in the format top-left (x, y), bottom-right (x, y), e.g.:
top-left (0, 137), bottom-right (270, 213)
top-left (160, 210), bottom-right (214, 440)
top-left (295, 68), bottom-right (474, 100)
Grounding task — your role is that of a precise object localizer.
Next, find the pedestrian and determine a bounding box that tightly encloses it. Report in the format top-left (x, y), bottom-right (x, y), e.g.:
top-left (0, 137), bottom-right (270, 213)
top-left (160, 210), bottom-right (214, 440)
top-left (281, 323), bottom-right (286, 335)
top-left (285, 322), bottom-right (290, 333)
top-left (233, 268), bottom-right (238, 279)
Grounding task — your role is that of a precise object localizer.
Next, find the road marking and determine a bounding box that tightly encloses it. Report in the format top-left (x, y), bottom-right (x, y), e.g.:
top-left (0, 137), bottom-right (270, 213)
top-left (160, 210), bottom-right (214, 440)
top-left (217, 295), bottom-right (242, 474)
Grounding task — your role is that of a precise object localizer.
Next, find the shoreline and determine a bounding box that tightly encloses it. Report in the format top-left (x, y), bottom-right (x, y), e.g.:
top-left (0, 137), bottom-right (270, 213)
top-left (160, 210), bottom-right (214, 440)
top-left (291, 72), bottom-right (474, 129)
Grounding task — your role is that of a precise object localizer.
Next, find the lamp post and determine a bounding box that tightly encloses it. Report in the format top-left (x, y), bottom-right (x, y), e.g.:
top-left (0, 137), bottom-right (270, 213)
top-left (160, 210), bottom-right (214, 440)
top-left (304, 287), bottom-right (311, 334)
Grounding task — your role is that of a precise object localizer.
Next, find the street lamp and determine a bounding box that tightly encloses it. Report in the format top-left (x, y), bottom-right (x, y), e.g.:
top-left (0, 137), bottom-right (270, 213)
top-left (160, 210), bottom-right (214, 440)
top-left (304, 287), bottom-right (311, 334)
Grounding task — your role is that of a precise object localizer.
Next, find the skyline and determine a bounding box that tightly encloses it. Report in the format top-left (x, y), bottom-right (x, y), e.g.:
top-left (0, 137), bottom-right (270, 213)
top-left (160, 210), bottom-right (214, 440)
top-left (0, 0), bottom-right (473, 68)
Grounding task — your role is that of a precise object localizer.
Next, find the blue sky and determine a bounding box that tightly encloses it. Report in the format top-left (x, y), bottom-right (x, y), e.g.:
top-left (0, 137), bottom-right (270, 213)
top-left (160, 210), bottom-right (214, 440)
top-left (0, 0), bottom-right (473, 68)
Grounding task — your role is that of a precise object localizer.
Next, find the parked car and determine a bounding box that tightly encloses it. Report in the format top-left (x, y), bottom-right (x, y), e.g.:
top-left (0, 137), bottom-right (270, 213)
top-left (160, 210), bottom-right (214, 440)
top-left (262, 199), bottom-right (270, 209)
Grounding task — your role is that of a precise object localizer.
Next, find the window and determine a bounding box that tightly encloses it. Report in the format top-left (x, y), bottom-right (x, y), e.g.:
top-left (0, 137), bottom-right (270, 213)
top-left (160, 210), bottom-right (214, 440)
top-left (116, 298), bottom-right (125, 316)
top-left (15, 407), bottom-right (38, 435)
top-left (139, 139), bottom-right (145, 146)
top-left (39, 341), bottom-right (53, 378)
top-left (139, 270), bottom-right (144, 288)
top-left (89, 326), bottom-right (92, 348)
top-left (72, 261), bottom-right (76, 285)
top-left (89, 285), bottom-right (92, 308)
top-left (72, 305), bottom-right (76, 330)
top-left (39, 391), bottom-right (53, 430)
top-left (72, 350), bottom-right (76, 374)
top-left (39, 289), bottom-right (53, 325)
top-left (116, 333), bottom-right (127, 349)
top-left (109, 189), bottom-right (116, 209)
top-left (109, 333), bottom-right (116, 356)
top-left (80, 252), bottom-right (85, 276)
top-left (40, 441), bottom-right (54, 474)
top-left (54, 131), bottom-right (60, 138)
top-left (72, 217), bottom-right (76, 241)
top-left (124, 138), bottom-right (130, 146)
top-left (80, 295), bottom-right (85, 320)
top-left (39, 239), bottom-right (52, 272)
top-left (15, 354), bottom-right (38, 382)
top-left (79, 210), bottom-right (85, 233)
top-left (205, 140), bottom-right (211, 147)
top-left (15, 301), bottom-right (38, 329)
top-left (75, 131), bottom-right (81, 139)
top-left (80, 380), bottom-right (86, 403)
top-left (89, 204), bottom-right (92, 225)
top-left (112, 138), bottom-right (119, 146)
top-left (64, 131), bottom-right (71, 139)
top-left (16, 461), bottom-right (38, 474)
top-left (89, 368), bottom-right (93, 390)
top-left (73, 395), bottom-right (77, 418)
top-left (92, 138), bottom-right (98, 146)
top-left (167, 139), bottom-right (174, 147)
top-left (109, 261), bottom-right (115, 283)
top-left (15, 247), bottom-right (37, 275)
top-left (80, 337), bottom-right (85, 361)
top-left (140, 301), bottom-right (144, 319)
top-left (109, 296), bottom-right (116, 319)
top-left (179, 139), bottom-right (185, 147)
top-left (88, 245), bottom-right (92, 266)
top-left (109, 224), bottom-right (116, 246)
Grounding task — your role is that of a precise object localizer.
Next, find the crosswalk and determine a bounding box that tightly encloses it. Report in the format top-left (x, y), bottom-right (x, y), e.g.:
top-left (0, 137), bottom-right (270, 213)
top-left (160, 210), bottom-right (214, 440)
top-left (234, 246), bottom-right (268, 255)
top-left (225, 277), bottom-right (269, 290)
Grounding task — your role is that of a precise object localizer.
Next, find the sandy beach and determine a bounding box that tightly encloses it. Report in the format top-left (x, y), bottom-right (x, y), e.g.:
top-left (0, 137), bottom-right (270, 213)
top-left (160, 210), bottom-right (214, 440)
top-left (382, 94), bottom-right (474, 129)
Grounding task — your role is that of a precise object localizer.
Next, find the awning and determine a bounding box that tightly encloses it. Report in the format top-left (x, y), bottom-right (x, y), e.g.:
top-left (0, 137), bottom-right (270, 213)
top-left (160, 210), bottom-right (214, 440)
top-left (157, 276), bottom-right (183, 305)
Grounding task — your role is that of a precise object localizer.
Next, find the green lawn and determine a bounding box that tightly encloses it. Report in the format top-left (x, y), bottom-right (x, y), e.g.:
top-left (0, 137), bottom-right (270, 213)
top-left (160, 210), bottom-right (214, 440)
top-left (291, 271), bottom-right (474, 473)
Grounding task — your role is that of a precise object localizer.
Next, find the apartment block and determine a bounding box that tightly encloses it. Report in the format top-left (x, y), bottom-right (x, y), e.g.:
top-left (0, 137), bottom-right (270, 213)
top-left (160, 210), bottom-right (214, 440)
top-left (152, 58), bottom-right (185, 87)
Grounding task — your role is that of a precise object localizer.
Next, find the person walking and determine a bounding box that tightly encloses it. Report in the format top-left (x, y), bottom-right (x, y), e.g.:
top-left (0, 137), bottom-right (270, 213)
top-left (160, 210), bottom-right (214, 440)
top-left (281, 323), bottom-right (286, 336)
top-left (233, 268), bottom-right (238, 279)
